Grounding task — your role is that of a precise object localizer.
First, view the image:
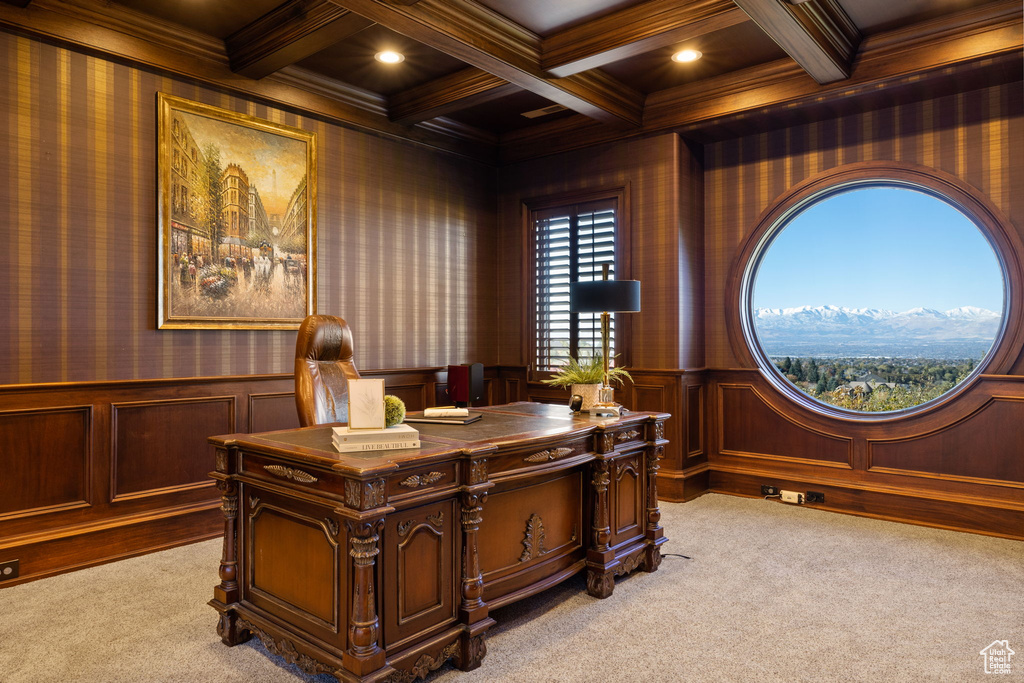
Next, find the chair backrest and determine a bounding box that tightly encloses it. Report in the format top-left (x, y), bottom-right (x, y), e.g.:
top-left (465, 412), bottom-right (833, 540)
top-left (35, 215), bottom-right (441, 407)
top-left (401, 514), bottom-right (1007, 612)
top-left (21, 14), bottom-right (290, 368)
top-left (294, 314), bottom-right (361, 427)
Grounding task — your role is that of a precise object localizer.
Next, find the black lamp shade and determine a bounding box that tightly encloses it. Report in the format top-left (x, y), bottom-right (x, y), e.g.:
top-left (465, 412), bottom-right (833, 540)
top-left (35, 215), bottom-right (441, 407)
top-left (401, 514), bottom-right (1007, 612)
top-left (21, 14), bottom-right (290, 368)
top-left (570, 280), bottom-right (641, 313)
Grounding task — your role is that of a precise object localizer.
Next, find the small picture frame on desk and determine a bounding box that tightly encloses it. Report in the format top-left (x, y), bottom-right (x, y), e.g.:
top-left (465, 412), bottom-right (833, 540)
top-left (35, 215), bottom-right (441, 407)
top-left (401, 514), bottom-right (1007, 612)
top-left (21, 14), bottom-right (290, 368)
top-left (348, 379), bottom-right (385, 429)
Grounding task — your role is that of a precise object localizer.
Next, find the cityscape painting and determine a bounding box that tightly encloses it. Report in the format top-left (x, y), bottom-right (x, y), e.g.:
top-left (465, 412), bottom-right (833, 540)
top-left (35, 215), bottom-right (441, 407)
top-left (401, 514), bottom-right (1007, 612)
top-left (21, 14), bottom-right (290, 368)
top-left (157, 93), bottom-right (316, 329)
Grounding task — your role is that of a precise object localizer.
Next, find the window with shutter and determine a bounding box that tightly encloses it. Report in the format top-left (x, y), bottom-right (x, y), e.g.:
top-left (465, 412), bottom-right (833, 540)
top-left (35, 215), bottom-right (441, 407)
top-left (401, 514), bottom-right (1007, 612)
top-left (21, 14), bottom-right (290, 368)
top-left (531, 197), bottom-right (620, 372)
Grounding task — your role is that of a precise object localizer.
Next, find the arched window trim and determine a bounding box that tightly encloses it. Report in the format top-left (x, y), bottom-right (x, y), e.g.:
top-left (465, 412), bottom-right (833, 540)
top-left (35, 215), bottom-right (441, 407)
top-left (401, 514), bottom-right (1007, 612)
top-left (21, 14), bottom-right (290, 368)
top-left (729, 161), bottom-right (1024, 423)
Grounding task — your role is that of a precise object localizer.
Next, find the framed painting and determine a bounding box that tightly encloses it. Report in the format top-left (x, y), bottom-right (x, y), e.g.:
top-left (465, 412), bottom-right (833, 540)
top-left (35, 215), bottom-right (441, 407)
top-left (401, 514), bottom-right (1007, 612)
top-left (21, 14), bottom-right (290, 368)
top-left (157, 93), bottom-right (316, 329)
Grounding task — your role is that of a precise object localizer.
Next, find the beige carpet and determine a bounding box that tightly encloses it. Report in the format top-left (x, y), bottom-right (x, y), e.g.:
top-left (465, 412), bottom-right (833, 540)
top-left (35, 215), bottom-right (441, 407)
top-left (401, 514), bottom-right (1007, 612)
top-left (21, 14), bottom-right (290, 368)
top-left (1, 494), bottom-right (1021, 682)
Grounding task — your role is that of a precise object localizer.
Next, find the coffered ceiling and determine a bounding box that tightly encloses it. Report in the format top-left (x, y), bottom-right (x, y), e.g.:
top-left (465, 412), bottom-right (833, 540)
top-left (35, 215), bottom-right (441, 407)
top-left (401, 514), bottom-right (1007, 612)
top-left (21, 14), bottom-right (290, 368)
top-left (0, 0), bottom-right (1019, 160)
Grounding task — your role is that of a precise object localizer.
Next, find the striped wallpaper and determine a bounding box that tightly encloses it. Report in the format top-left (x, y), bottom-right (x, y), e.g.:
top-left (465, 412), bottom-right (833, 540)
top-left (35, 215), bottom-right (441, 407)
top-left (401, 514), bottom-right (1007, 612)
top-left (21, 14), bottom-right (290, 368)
top-left (498, 134), bottom-right (705, 370)
top-left (0, 32), bottom-right (499, 385)
top-left (704, 82), bottom-right (1024, 370)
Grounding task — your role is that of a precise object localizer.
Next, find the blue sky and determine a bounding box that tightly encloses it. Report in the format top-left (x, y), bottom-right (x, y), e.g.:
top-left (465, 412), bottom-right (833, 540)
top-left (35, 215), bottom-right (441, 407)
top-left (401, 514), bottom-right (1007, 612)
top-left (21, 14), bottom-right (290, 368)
top-left (753, 186), bottom-right (1005, 312)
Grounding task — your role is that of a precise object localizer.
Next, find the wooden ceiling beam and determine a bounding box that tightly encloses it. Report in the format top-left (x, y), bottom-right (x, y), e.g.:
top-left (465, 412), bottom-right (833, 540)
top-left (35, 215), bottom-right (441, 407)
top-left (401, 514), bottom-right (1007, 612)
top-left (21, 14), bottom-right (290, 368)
top-left (503, 0), bottom-right (1022, 162)
top-left (226, 0), bottom-right (374, 79)
top-left (542, 0), bottom-right (747, 78)
top-left (389, 67), bottom-right (518, 126)
top-left (645, 0), bottom-right (1021, 130)
top-left (330, 0), bottom-right (644, 127)
top-left (731, 0), bottom-right (860, 84)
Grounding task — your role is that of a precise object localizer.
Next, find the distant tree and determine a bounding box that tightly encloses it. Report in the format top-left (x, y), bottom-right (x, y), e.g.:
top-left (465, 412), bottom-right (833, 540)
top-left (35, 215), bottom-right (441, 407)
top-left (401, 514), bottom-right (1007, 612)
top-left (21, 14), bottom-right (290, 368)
top-left (792, 359), bottom-right (805, 381)
top-left (202, 143), bottom-right (225, 263)
top-left (780, 357), bottom-right (792, 374)
top-left (807, 358), bottom-right (820, 383)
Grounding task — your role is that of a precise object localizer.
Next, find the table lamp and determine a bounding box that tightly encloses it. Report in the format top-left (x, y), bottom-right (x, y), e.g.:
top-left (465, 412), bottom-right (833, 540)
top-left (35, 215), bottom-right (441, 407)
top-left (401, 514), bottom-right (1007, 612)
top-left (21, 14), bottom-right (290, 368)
top-left (569, 264), bottom-right (641, 415)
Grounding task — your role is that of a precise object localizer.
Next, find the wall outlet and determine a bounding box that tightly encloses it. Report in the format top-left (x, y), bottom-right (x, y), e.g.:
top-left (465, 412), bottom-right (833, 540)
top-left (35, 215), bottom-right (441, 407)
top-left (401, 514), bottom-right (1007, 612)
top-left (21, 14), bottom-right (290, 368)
top-left (805, 491), bottom-right (825, 504)
top-left (0, 559), bottom-right (19, 581)
top-left (780, 490), bottom-right (804, 504)
top-left (761, 484), bottom-right (780, 496)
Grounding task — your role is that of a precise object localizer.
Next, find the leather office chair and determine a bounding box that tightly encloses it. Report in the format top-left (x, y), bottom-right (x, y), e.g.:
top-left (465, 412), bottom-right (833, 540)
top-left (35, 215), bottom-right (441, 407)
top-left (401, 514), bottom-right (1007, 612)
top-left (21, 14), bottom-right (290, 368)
top-left (294, 314), bottom-right (361, 427)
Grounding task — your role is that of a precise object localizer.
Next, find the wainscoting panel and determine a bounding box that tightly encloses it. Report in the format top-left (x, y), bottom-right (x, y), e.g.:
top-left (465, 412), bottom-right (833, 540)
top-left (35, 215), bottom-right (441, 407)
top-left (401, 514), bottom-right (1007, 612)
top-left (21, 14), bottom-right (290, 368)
top-left (0, 367), bottom-right (453, 586)
top-left (112, 397), bottom-right (235, 501)
top-left (718, 384), bottom-right (853, 467)
top-left (687, 384), bottom-right (704, 458)
top-left (249, 393), bottom-right (301, 434)
top-left (708, 371), bottom-right (1024, 539)
top-left (868, 397), bottom-right (1024, 485)
top-left (0, 406), bottom-right (92, 519)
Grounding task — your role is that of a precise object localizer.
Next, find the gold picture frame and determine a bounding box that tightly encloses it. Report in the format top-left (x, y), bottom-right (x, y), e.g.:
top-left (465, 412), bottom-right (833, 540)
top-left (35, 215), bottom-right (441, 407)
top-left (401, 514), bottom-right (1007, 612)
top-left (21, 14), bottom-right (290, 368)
top-left (157, 93), bottom-right (316, 329)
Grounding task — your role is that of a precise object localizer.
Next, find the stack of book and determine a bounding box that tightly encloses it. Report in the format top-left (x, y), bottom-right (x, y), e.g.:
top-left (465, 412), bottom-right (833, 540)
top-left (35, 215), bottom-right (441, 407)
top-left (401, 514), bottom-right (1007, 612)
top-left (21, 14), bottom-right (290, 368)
top-left (331, 424), bottom-right (420, 452)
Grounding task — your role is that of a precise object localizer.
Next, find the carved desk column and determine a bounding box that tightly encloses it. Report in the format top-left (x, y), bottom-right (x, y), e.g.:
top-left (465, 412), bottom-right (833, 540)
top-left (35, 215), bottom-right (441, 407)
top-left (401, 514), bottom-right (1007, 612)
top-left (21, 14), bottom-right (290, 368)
top-left (644, 417), bottom-right (669, 572)
top-left (586, 455), bottom-right (615, 599)
top-left (457, 454), bottom-right (496, 671)
top-left (585, 427), bottom-right (619, 599)
top-left (341, 477), bottom-right (392, 678)
top-left (209, 444), bottom-right (251, 647)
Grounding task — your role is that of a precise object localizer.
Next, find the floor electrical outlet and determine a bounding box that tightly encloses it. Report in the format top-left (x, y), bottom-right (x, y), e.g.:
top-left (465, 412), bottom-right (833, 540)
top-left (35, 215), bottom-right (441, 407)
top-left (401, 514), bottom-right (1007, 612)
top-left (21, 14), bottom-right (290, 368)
top-left (780, 490), bottom-right (804, 504)
top-left (0, 559), bottom-right (19, 581)
top-left (805, 491), bottom-right (825, 504)
top-left (761, 484), bottom-right (780, 496)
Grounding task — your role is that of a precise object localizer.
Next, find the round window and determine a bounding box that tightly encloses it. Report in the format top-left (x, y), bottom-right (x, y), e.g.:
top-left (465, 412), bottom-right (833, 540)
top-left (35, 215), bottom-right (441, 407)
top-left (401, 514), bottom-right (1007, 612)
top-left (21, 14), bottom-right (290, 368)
top-left (743, 182), bottom-right (1007, 414)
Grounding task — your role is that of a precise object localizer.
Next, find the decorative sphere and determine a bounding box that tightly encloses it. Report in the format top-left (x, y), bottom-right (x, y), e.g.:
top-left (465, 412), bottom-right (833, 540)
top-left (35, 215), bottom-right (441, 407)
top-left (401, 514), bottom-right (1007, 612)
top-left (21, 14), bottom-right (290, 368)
top-left (384, 395), bottom-right (406, 427)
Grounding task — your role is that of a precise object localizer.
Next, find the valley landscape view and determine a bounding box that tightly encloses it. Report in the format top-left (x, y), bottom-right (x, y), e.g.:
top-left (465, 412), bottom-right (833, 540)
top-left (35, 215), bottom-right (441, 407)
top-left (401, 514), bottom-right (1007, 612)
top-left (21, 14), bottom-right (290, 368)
top-left (755, 305), bottom-right (1001, 412)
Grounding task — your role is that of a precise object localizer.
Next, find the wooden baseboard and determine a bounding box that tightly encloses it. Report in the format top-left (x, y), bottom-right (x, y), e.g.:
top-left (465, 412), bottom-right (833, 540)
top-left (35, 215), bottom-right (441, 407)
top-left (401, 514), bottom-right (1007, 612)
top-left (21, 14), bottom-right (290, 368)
top-left (658, 462), bottom-right (710, 503)
top-left (710, 469), bottom-right (1024, 540)
top-left (0, 504), bottom-right (223, 586)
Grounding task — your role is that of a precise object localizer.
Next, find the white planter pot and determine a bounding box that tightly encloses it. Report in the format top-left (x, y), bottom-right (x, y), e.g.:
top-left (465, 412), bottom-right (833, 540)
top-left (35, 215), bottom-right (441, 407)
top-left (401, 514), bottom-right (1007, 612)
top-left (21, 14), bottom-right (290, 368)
top-left (572, 383), bottom-right (602, 410)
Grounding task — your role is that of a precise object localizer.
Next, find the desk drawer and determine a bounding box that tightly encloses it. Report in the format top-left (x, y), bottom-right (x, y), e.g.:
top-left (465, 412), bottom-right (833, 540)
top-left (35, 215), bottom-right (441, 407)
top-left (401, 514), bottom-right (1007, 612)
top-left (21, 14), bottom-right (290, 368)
top-left (241, 453), bottom-right (346, 499)
top-left (387, 461), bottom-right (458, 500)
top-left (487, 436), bottom-right (591, 478)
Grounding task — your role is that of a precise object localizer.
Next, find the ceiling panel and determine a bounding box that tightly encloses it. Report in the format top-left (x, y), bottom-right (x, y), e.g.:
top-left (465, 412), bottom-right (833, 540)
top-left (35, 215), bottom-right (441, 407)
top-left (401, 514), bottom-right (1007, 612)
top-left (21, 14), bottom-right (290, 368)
top-left (838, 0), bottom-right (994, 34)
top-left (444, 90), bottom-right (575, 133)
top-left (475, 0), bottom-right (643, 36)
top-left (296, 25), bottom-right (467, 97)
top-left (111, 0), bottom-right (284, 39)
top-left (600, 21), bottom-right (787, 95)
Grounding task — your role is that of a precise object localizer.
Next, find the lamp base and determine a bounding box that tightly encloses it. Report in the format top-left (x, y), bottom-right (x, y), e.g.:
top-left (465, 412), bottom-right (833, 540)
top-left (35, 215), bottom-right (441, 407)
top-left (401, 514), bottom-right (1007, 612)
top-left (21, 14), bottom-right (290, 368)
top-left (588, 385), bottom-right (627, 416)
top-left (589, 402), bottom-right (622, 417)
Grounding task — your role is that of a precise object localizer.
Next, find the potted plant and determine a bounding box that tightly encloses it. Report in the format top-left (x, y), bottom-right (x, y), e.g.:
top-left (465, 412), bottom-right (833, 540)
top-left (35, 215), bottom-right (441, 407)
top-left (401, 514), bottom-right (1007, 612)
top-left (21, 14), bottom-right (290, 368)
top-left (541, 354), bottom-right (632, 409)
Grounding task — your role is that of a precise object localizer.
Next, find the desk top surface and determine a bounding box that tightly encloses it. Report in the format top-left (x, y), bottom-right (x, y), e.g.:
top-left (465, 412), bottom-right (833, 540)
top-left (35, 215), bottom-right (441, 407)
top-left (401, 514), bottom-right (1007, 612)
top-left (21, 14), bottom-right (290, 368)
top-left (210, 402), bottom-right (668, 476)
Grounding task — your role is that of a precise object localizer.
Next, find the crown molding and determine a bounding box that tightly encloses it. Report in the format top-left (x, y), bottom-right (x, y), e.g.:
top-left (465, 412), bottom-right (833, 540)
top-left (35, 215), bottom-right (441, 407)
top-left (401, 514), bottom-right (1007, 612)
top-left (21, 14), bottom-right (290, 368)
top-left (0, 0), bottom-right (496, 161)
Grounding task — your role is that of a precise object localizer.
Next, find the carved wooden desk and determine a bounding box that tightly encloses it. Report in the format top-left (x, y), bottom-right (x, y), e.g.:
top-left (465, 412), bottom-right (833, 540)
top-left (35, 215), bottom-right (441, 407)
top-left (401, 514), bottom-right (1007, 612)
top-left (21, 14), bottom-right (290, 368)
top-left (209, 402), bottom-right (669, 682)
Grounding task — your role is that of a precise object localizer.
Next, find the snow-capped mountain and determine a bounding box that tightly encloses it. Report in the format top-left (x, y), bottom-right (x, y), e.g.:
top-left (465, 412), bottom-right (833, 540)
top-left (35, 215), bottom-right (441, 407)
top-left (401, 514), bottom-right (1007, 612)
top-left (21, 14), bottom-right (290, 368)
top-left (754, 305), bottom-right (1001, 341)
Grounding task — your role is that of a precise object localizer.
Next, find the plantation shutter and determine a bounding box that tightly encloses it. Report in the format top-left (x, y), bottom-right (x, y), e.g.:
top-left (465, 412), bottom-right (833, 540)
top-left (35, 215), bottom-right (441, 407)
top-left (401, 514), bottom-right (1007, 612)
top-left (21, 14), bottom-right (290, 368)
top-left (533, 198), bottom-right (619, 372)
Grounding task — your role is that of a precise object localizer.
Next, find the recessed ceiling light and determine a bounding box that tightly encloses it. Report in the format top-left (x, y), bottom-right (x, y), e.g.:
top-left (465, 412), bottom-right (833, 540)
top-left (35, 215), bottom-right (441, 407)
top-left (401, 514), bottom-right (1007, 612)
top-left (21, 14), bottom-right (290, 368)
top-left (375, 50), bottom-right (405, 64)
top-left (672, 49), bottom-right (702, 63)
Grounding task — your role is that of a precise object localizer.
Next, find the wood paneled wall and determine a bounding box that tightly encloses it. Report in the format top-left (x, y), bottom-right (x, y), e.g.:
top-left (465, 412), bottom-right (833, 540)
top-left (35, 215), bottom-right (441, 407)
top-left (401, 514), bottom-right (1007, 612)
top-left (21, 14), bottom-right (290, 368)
top-left (497, 133), bottom-right (705, 371)
top-left (0, 367), bottom-right (513, 585)
top-left (495, 134), bottom-right (707, 498)
top-left (0, 31), bottom-right (499, 386)
top-left (0, 29), bottom-right (505, 584)
top-left (703, 81), bottom-right (1024, 538)
top-left (2, 24), bottom-right (1022, 589)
